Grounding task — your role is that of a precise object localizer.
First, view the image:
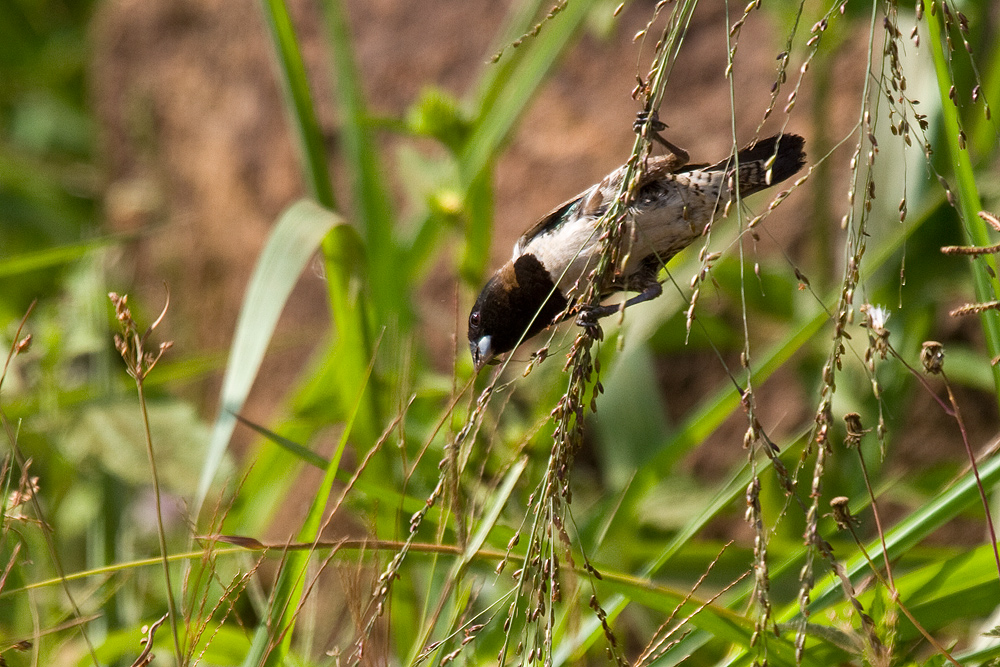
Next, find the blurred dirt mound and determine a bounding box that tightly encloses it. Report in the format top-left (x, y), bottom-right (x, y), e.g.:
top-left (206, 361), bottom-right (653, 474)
top-left (91, 0), bottom-right (828, 472)
top-left (94, 0), bottom-right (312, 361)
top-left (92, 0), bottom-right (802, 349)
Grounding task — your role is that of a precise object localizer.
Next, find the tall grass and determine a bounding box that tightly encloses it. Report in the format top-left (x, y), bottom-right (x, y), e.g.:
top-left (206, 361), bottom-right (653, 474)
top-left (2, 0), bottom-right (1000, 666)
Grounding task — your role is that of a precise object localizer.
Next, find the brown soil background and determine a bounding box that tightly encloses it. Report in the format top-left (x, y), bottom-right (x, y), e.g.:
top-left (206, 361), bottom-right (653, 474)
top-left (90, 0), bottom-right (996, 502)
top-left (92, 0), bottom-right (808, 407)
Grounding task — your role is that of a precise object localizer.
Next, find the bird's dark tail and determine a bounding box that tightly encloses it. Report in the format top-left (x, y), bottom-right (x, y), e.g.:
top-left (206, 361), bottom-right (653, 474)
top-left (731, 134), bottom-right (806, 197)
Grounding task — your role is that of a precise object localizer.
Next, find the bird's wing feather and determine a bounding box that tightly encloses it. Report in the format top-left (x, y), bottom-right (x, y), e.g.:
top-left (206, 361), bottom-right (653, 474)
top-left (515, 154), bottom-right (676, 254)
top-left (638, 154), bottom-right (703, 182)
top-left (514, 195), bottom-right (583, 254)
top-left (513, 134), bottom-right (803, 257)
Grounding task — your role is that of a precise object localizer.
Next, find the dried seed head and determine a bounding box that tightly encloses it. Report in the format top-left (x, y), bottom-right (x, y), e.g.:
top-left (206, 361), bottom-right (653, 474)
top-left (843, 412), bottom-right (868, 448)
top-left (829, 496), bottom-right (857, 530)
top-left (980, 210), bottom-right (1000, 232)
top-left (950, 300), bottom-right (1000, 317)
top-left (109, 292), bottom-right (128, 319)
top-left (7, 476), bottom-right (40, 509)
top-left (921, 340), bottom-right (945, 374)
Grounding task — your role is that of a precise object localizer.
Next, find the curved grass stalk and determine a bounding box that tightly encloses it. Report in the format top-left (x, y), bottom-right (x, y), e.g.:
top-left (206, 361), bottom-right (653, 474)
top-left (923, 0), bottom-right (1000, 401)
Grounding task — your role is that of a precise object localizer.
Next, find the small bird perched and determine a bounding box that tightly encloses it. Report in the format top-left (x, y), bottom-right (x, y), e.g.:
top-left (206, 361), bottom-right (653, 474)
top-left (468, 125), bottom-right (806, 371)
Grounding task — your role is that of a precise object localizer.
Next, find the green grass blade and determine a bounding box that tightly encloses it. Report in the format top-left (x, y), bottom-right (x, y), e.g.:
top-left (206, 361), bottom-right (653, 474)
top-left (553, 159), bottom-right (947, 667)
top-left (458, 0), bottom-right (599, 281)
top-left (242, 340), bottom-right (376, 667)
top-left (196, 199), bottom-right (344, 511)
top-left (581, 569), bottom-right (839, 667)
top-left (463, 456), bottom-right (528, 564)
top-left (552, 437), bottom-right (787, 666)
top-left (259, 0), bottom-right (337, 208)
top-left (322, 0), bottom-right (402, 319)
top-left (0, 235), bottom-right (125, 277)
top-left (404, 457), bottom-right (529, 667)
top-left (459, 0), bottom-right (598, 182)
top-left (261, 0), bottom-right (379, 440)
top-left (471, 0), bottom-right (549, 106)
top-left (886, 543), bottom-right (1000, 640)
top-left (805, 448), bottom-right (1000, 613)
top-left (232, 412), bottom-right (329, 470)
top-left (923, 0), bottom-right (1000, 399)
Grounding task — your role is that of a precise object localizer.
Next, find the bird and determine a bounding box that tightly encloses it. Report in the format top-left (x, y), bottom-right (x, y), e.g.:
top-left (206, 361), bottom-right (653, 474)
top-left (468, 125), bottom-right (806, 371)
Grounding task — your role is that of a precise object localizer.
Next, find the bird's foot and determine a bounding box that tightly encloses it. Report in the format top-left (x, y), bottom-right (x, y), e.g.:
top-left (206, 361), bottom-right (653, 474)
top-left (633, 109), bottom-right (668, 135)
top-left (633, 110), bottom-right (688, 165)
top-left (575, 303), bottom-right (619, 325)
top-left (574, 281), bottom-right (664, 329)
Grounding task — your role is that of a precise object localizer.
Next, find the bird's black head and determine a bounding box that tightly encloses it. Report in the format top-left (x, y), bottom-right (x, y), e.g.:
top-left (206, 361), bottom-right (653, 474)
top-left (468, 254), bottom-right (569, 371)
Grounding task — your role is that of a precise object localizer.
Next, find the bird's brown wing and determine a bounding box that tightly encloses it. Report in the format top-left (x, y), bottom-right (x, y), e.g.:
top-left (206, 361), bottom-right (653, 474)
top-left (637, 152), bottom-right (709, 186)
top-left (515, 194), bottom-right (583, 251)
top-left (516, 148), bottom-right (712, 250)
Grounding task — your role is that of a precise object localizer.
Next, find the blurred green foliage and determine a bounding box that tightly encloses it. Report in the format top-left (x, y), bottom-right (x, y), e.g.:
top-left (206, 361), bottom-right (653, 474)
top-left (0, 0), bottom-right (100, 316)
top-left (2, 0), bottom-right (1000, 666)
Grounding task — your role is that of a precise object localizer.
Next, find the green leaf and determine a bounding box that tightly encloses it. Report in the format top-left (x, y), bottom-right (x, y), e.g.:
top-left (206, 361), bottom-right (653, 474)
top-left (196, 199), bottom-right (346, 512)
top-left (923, 0), bottom-right (1000, 401)
top-left (323, 0), bottom-right (403, 320)
top-left (0, 234), bottom-right (124, 278)
top-left (242, 338), bottom-right (377, 667)
top-left (259, 0), bottom-right (336, 208)
top-left (806, 450), bottom-right (1000, 613)
top-left (458, 0), bottom-right (601, 282)
top-left (232, 412), bottom-right (329, 470)
top-left (885, 543), bottom-right (1000, 640)
top-left (593, 343), bottom-right (670, 487)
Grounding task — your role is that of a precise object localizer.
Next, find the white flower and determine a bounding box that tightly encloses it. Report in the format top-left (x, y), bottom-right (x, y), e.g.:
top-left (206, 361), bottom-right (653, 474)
top-left (863, 304), bottom-right (890, 334)
top-left (861, 304), bottom-right (891, 360)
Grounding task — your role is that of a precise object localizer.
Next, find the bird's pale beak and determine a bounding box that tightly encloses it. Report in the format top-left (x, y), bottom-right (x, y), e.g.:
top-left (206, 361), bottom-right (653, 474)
top-left (471, 335), bottom-right (493, 372)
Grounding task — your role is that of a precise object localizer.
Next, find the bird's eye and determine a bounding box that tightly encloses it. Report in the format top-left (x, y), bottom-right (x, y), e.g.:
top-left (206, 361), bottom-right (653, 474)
top-left (469, 311), bottom-right (481, 328)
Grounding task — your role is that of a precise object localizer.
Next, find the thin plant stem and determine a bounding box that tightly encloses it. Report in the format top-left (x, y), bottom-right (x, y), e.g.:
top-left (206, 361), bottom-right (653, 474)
top-left (852, 447), bottom-right (894, 590)
top-left (108, 291), bottom-right (183, 665)
top-left (890, 344), bottom-right (1000, 581)
top-left (134, 372), bottom-right (184, 666)
top-left (940, 372), bottom-right (1000, 579)
top-left (923, 0), bottom-right (1000, 400)
top-left (844, 522), bottom-right (961, 667)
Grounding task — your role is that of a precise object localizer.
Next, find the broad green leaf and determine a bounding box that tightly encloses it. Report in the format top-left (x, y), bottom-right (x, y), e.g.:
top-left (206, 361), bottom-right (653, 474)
top-left (196, 199), bottom-right (346, 511)
top-left (805, 450), bottom-right (1000, 613)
